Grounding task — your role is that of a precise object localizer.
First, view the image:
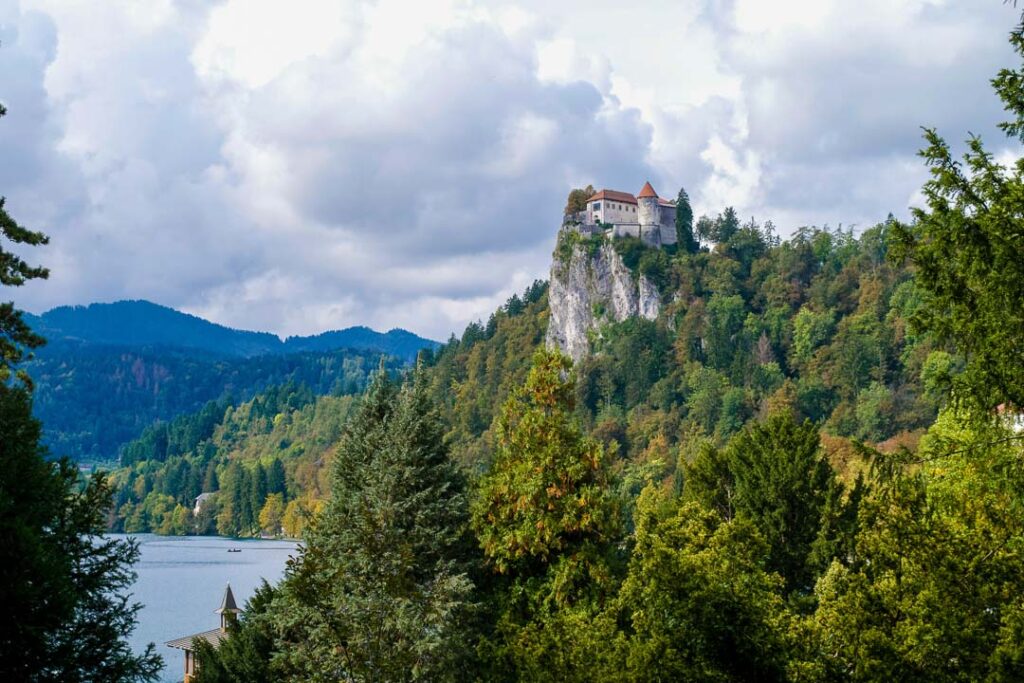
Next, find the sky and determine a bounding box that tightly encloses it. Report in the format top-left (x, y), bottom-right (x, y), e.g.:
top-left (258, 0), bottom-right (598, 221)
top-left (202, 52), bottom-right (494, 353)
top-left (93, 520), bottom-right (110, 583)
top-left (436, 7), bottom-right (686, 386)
top-left (0, 0), bottom-right (1020, 341)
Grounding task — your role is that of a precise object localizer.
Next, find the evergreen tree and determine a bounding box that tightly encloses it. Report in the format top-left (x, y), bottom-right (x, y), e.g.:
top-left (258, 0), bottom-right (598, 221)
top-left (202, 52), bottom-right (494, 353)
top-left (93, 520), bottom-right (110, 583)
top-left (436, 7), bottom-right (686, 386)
top-left (729, 415), bottom-right (838, 593)
top-left (0, 386), bottom-right (164, 680)
top-left (805, 411), bottom-right (1024, 681)
top-left (0, 97), bottom-right (160, 681)
top-left (608, 489), bottom-right (791, 681)
top-left (250, 463), bottom-right (268, 528)
top-left (693, 207), bottom-right (741, 246)
top-left (0, 107), bottom-right (48, 388)
top-left (274, 367), bottom-right (475, 681)
top-left (202, 460), bottom-right (219, 492)
top-left (686, 414), bottom-right (838, 593)
top-left (889, 23), bottom-right (1024, 412)
top-left (471, 350), bottom-right (620, 679)
top-left (674, 186), bottom-right (698, 253)
top-left (266, 458), bottom-right (286, 497)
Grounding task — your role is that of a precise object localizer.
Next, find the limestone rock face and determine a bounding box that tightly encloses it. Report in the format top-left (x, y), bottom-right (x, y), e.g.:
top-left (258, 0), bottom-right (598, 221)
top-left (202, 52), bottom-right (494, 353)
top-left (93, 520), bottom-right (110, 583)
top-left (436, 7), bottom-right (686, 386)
top-left (546, 233), bottom-right (661, 362)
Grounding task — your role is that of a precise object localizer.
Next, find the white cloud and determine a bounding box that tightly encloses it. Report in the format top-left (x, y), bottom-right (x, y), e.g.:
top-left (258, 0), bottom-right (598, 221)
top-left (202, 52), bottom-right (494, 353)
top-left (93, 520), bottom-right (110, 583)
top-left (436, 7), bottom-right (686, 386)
top-left (1, 0), bottom-right (1021, 341)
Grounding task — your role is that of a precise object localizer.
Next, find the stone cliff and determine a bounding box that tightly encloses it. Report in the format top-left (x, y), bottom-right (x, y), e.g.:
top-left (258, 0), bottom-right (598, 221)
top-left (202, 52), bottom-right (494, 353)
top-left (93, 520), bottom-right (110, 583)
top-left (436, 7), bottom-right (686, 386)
top-left (546, 230), bottom-right (661, 361)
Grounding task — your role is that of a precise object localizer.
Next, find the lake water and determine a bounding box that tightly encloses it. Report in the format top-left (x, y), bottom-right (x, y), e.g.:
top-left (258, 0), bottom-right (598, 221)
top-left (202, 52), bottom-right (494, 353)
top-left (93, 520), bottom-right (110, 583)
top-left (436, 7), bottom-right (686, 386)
top-left (114, 534), bottom-right (299, 683)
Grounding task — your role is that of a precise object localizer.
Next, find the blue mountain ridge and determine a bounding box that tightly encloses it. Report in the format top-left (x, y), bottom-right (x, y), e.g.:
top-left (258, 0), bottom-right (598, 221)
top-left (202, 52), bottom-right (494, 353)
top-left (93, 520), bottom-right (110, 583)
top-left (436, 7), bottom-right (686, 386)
top-left (26, 300), bottom-right (439, 362)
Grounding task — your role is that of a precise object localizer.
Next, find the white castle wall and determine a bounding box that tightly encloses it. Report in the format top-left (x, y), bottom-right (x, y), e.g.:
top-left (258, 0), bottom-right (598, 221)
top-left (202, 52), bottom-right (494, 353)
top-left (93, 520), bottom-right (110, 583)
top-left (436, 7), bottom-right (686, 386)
top-left (640, 224), bottom-right (662, 247)
top-left (588, 199), bottom-right (638, 225)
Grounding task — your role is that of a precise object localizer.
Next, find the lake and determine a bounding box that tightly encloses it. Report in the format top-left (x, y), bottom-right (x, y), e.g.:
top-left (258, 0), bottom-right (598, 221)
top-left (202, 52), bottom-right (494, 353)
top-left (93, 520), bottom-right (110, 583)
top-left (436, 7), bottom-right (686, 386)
top-left (114, 534), bottom-right (299, 683)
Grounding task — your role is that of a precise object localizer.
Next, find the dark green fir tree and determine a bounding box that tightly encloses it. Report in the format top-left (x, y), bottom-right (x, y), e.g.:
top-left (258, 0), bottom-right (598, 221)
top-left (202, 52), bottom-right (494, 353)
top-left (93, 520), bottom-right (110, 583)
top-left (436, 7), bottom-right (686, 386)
top-left (674, 186), bottom-right (699, 253)
top-left (274, 366), bottom-right (476, 681)
top-left (0, 99), bottom-right (161, 682)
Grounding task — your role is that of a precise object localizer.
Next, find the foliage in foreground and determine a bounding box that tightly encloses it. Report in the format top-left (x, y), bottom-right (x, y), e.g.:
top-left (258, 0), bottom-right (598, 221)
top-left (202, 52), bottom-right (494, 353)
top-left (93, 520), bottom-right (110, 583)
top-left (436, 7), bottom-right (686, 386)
top-left (1, 96), bottom-right (160, 681)
top-left (271, 367), bottom-right (476, 681)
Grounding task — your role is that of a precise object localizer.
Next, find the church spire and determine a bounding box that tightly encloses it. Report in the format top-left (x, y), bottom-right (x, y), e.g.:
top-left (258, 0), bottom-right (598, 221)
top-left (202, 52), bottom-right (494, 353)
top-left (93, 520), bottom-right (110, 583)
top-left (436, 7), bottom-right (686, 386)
top-left (214, 583), bottom-right (243, 630)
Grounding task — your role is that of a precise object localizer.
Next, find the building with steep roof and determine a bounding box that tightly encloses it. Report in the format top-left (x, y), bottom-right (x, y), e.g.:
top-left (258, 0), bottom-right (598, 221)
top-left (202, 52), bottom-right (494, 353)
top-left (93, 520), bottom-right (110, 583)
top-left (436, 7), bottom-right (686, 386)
top-left (166, 583), bottom-right (244, 683)
top-left (582, 181), bottom-right (677, 247)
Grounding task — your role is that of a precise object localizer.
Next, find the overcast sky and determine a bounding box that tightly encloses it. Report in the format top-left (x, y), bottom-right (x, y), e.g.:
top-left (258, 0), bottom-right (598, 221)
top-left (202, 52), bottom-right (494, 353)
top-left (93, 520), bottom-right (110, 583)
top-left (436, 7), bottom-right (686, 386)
top-left (1, 0), bottom-right (1020, 341)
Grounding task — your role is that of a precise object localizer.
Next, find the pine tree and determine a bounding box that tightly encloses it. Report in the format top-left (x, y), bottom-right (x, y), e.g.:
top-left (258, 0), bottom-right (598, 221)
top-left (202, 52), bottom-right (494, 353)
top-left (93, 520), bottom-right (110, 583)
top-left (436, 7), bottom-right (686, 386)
top-left (890, 20), bottom-right (1024, 413)
top-left (470, 351), bottom-right (621, 679)
top-left (675, 186), bottom-right (698, 253)
top-left (0, 103), bottom-right (161, 677)
top-left (250, 463), bottom-right (268, 530)
top-left (274, 367), bottom-right (476, 681)
top-left (722, 414), bottom-right (838, 592)
top-left (0, 108), bottom-right (48, 388)
top-left (202, 460), bottom-right (219, 492)
top-left (266, 458), bottom-right (286, 497)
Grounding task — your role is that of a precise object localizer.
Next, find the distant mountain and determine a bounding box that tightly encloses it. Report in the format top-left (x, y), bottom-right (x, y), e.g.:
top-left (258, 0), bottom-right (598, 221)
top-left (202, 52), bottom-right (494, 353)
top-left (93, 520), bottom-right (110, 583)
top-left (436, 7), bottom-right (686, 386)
top-left (27, 300), bottom-right (438, 361)
top-left (22, 300), bottom-right (439, 461)
top-left (29, 341), bottom-right (398, 462)
top-left (283, 327), bottom-right (434, 362)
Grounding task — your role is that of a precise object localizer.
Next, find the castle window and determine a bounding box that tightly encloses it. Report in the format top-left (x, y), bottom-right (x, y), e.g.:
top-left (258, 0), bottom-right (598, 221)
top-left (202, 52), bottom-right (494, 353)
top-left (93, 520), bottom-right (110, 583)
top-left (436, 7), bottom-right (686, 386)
top-left (593, 202), bottom-right (601, 210)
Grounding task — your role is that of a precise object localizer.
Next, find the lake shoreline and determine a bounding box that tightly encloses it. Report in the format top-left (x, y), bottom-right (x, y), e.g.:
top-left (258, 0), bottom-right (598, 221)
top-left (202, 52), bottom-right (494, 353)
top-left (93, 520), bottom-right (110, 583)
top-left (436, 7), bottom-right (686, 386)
top-left (112, 534), bottom-right (297, 683)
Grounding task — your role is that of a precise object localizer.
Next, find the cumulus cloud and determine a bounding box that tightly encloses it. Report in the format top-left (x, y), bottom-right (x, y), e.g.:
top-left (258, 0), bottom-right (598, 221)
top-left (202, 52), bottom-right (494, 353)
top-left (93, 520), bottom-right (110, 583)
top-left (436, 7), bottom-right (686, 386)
top-left (0, 0), bottom-right (1021, 339)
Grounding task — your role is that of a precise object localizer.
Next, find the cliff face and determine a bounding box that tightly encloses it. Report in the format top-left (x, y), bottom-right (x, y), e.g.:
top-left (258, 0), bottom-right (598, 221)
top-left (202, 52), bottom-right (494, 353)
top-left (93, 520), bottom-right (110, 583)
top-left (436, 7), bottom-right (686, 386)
top-left (546, 232), bottom-right (661, 361)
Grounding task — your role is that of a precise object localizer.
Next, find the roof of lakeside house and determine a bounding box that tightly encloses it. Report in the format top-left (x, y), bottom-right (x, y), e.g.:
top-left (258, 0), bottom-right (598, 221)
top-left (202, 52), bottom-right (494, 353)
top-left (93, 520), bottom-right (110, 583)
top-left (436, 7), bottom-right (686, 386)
top-left (587, 189), bottom-right (638, 204)
top-left (166, 628), bottom-right (230, 652)
top-left (165, 584), bottom-right (243, 653)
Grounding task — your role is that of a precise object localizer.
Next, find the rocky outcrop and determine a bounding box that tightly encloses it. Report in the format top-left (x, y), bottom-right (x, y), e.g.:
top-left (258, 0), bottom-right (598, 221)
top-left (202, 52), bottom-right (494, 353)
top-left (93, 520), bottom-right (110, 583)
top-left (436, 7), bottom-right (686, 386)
top-left (546, 230), bottom-right (661, 361)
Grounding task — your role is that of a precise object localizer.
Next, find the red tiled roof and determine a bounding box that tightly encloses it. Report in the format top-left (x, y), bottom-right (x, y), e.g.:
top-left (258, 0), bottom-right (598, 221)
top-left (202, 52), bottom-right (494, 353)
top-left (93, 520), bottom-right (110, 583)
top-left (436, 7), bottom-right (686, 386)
top-left (637, 181), bottom-right (658, 199)
top-left (587, 189), bottom-right (637, 205)
top-left (657, 198), bottom-right (676, 207)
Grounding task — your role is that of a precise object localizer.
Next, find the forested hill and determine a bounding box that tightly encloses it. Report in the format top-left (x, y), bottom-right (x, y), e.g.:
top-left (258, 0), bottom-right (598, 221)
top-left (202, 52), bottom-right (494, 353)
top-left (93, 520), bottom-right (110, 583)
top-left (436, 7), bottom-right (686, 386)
top-left (31, 343), bottom-right (400, 463)
top-left (22, 300), bottom-right (437, 462)
top-left (27, 299), bottom-right (438, 361)
top-left (118, 221), bottom-right (944, 536)
top-left (423, 221), bottom-right (940, 477)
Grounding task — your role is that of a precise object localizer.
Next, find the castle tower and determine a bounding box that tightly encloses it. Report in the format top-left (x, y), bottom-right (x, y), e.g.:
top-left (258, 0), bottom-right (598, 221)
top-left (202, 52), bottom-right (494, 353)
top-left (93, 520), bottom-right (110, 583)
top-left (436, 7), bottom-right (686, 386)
top-left (637, 181), bottom-right (662, 247)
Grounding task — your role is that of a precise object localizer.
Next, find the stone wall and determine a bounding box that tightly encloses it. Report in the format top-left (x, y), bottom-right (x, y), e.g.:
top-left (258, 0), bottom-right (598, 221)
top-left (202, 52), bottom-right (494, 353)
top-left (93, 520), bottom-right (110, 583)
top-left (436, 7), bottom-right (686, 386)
top-left (640, 224), bottom-right (662, 247)
top-left (611, 223), bottom-right (640, 239)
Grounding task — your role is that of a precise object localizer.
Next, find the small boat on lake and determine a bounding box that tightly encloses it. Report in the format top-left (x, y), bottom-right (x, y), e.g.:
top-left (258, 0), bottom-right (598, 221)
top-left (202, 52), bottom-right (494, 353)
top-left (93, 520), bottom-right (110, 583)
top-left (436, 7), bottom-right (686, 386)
top-left (227, 548), bottom-right (242, 553)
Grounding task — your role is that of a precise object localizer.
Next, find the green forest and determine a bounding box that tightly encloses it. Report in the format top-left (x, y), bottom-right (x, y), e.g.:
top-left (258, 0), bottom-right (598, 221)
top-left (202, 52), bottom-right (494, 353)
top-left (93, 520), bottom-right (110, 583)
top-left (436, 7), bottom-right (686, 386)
top-left (30, 341), bottom-right (396, 462)
top-left (108, 383), bottom-right (366, 537)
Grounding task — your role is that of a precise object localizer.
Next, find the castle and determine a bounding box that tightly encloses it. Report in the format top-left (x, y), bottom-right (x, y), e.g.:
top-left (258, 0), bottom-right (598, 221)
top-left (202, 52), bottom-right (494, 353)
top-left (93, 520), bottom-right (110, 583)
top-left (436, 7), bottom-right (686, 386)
top-left (567, 181), bottom-right (677, 248)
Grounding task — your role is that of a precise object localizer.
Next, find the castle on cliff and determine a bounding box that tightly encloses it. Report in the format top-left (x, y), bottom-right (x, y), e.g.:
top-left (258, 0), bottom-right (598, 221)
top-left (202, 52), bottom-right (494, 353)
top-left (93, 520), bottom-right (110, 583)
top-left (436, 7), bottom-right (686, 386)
top-left (567, 181), bottom-right (677, 248)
